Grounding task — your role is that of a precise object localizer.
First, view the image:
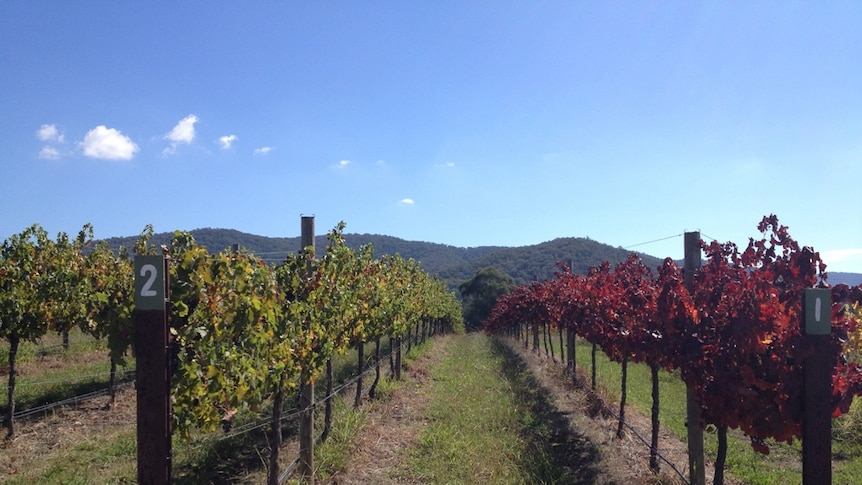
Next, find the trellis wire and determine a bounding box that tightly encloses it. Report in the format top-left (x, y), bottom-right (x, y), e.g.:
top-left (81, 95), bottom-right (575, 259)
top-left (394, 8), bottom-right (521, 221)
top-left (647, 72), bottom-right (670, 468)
top-left (516, 335), bottom-right (691, 485)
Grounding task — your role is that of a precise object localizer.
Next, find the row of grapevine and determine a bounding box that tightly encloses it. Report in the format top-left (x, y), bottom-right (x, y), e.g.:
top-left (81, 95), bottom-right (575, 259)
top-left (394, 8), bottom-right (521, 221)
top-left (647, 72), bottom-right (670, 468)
top-left (0, 224), bottom-right (137, 438)
top-left (1, 221), bottom-right (463, 484)
top-left (159, 221), bottom-right (463, 483)
top-left (485, 215), bottom-right (862, 483)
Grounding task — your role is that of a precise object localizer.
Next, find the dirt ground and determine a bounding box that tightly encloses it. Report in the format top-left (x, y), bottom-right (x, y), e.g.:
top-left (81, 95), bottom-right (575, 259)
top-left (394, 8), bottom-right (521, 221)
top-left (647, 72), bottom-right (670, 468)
top-left (325, 334), bottom-right (732, 485)
top-left (508, 339), bottom-right (696, 485)
top-left (321, 339), bottom-right (441, 485)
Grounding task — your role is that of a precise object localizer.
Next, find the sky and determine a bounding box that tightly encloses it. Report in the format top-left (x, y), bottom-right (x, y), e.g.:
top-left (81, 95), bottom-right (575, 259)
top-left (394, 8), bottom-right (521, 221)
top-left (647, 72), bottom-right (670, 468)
top-left (2, 2), bottom-right (861, 274)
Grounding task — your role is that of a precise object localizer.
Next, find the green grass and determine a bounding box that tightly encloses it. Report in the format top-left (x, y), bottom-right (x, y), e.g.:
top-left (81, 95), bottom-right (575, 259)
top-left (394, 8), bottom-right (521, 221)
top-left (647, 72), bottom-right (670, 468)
top-left (282, 338), bottom-right (433, 483)
top-left (312, 394), bottom-right (371, 479)
top-left (407, 333), bottom-right (602, 484)
top-left (0, 328), bottom-right (134, 416)
top-left (0, 359), bottom-right (134, 415)
top-left (528, 329), bottom-right (862, 485)
top-left (3, 429), bottom-right (138, 485)
top-left (0, 328), bottom-right (107, 368)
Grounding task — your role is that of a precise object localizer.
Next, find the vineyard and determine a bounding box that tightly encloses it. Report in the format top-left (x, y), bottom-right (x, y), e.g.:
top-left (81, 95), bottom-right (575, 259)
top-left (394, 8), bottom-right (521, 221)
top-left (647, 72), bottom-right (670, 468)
top-left (3, 214), bottom-right (862, 484)
top-left (1, 219), bottom-right (463, 483)
top-left (485, 215), bottom-right (862, 484)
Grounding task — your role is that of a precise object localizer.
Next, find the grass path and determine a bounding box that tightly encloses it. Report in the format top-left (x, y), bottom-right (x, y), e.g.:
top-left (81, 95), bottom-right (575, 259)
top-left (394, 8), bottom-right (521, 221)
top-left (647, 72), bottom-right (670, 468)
top-left (328, 333), bottom-right (638, 484)
top-left (408, 333), bottom-right (607, 484)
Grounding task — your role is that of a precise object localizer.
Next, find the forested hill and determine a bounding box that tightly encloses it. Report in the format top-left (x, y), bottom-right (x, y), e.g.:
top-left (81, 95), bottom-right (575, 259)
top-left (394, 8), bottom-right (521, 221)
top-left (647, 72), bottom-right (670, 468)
top-left (101, 229), bottom-right (660, 286)
top-left (435, 237), bottom-right (664, 286)
top-left (832, 272), bottom-right (862, 287)
top-left (102, 229), bottom-right (503, 274)
top-left (101, 228), bottom-right (861, 289)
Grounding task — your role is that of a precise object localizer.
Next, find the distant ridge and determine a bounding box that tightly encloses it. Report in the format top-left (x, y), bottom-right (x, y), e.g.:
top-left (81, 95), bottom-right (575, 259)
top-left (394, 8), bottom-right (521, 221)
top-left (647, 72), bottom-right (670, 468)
top-left (101, 228), bottom-right (862, 289)
top-left (101, 228), bottom-right (503, 273)
top-left (831, 272), bottom-right (862, 287)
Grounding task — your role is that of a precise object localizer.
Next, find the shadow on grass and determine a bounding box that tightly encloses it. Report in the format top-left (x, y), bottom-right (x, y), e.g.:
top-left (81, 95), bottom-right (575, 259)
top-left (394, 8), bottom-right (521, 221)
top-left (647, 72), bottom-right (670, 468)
top-left (1, 375), bottom-right (134, 418)
top-left (490, 337), bottom-right (605, 485)
top-left (173, 409), bottom-right (302, 485)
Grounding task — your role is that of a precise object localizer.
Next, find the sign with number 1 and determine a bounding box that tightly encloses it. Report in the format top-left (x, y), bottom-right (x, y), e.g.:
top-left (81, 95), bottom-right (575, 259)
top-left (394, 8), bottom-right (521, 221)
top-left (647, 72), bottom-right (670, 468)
top-left (804, 288), bottom-right (831, 336)
top-left (135, 255), bottom-right (165, 310)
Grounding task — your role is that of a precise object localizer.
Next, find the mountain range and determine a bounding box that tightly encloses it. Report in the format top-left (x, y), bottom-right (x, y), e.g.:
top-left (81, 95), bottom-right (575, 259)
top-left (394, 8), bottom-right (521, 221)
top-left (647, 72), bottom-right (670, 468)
top-left (102, 228), bottom-right (862, 290)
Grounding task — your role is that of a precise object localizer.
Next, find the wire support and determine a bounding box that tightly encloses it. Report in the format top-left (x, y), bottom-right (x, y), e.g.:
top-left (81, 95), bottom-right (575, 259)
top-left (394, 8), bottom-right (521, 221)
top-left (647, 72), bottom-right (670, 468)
top-left (7, 368), bottom-right (136, 391)
top-left (9, 380), bottom-right (135, 421)
top-left (189, 339), bottom-right (410, 452)
top-left (587, 386), bottom-right (690, 484)
top-left (278, 336), bottom-right (421, 483)
top-left (624, 233), bottom-right (684, 250)
top-left (518, 337), bottom-right (691, 485)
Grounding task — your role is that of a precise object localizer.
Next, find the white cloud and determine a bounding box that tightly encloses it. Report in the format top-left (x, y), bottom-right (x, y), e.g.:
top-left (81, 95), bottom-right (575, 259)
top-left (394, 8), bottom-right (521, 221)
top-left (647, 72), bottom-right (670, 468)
top-left (166, 115), bottom-right (198, 143)
top-left (337, 160), bottom-right (351, 168)
top-left (38, 146), bottom-right (61, 160)
top-left (253, 146), bottom-right (274, 156)
top-left (163, 114), bottom-right (198, 154)
top-left (80, 126), bottom-right (139, 160)
top-left (400, 198), bottom-right (415, 205)
top-left (218, 134), bottom-right (238, 149)
top-left (821, 248), bottom-right (862, 273)
top-left (37, 124), bottom-right (64, 143)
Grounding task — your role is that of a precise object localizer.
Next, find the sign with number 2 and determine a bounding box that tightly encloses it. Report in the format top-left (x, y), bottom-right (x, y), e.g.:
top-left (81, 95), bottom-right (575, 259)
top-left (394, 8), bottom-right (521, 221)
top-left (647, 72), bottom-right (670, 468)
top-left (135, 255), bottom-right (165, 310)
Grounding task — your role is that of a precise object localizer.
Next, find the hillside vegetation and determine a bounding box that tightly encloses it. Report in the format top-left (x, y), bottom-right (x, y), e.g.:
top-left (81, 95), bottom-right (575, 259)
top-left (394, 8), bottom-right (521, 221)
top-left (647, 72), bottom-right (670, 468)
top-left (102, 229), bottom-right (660, 287)
top-left (102, 228), bottom-right (860, 289)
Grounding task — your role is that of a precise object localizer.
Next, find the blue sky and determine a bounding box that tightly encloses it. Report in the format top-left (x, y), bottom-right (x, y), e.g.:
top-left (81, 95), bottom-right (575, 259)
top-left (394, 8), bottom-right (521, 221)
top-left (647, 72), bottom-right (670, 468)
top-left (2, 2), bottom-right (861, 273)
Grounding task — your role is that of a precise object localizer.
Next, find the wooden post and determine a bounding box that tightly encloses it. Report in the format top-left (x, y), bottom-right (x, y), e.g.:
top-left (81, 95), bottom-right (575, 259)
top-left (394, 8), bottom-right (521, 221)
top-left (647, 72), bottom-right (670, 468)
top-left (532, 275), bottom-right (540, 353)
top-left (532, 323), bottom-right (540, 353)
top-left (354, 341), bottom-right (365, 408)
top-left (566, 258), bottom-right (576, 376)
top-left (299, 216), bottom-right (315, 482)
top-left (683, 231), bottom-right (705, 485)
top-left (802, 288), bottom-right (832, 485)
top-left (134, 255), bottom-right (171, 485)
top-left (395, 336), bottom-right (403, 380)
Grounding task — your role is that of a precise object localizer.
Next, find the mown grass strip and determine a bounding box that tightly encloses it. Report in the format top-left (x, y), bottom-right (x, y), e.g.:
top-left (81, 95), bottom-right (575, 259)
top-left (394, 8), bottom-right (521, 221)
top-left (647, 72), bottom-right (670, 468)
top-left (408, 333), bottom-right (601, 484)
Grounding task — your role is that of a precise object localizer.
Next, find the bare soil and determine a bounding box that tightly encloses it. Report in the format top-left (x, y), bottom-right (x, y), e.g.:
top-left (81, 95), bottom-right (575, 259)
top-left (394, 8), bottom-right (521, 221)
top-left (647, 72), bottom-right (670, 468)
top-left (321, 339), bottom-right (441, 484)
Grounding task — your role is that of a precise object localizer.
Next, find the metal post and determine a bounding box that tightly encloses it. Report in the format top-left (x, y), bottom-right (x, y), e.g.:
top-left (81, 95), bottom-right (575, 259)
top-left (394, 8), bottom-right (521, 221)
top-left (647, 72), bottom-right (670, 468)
top-left (298, 216), bottom-right (315, 482)
top-left (683, 231), bottom-right (705, 485)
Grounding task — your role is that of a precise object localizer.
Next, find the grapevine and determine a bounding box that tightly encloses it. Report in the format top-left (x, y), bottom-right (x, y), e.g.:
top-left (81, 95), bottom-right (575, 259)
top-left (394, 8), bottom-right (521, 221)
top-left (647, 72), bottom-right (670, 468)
top-left (484, 215), bottom-right (862, 482)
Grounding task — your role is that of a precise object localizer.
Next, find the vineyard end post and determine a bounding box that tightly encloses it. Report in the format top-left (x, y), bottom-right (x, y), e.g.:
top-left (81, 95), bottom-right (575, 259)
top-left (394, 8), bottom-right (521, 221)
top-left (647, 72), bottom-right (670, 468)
top-left (134, 254), bottom-right (172, 485)
top-left (802, 288), bottom-right (832, 485)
